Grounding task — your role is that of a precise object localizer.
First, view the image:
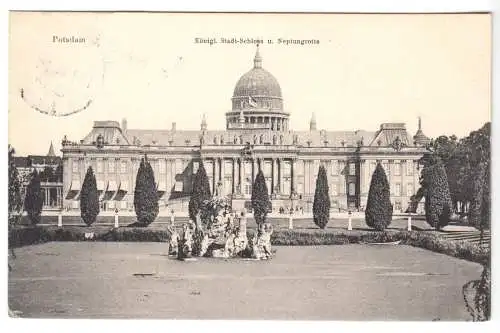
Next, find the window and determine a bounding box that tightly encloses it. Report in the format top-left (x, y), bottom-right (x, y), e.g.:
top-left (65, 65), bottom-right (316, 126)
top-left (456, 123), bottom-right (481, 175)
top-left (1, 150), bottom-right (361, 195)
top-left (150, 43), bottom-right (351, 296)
top-left (394, 163), bottom-right (401, 176)
top-left (108, 160), bottom-right (115, 173)
top-left (296, 161), bottom-right (304, 174)
top-left (331, 183), bottom-right (338, 196)
top-left (244, 161), bottom-right (252, 175)
top-left (205, 161), bottom-right (213, 176)
top-left (407, 183), bottom-right (414, 197)
top-left (265, 177), bottom-right (272, 195)
top-left (349, 163), bottom-right (356, 176)
top-left (159, 160), bottom-right (166, 174)
top-left (225, 161), bottom-right (232, 176)
top-left (406, 160), bottom-right (414, 176)
top-left (283, 161), bottom-right (291, 177)
top-left (224, 178), bottom-right (232, 196)
top-left (97, 160), bottom-right (104, 173)
top-left (175, 159), bottom-right (183, 174)
top-left (370, 162), bottom-right (376, 176)
top-left (395, 183), bottom-right (401, 196)
top-left (244, 182), bottom-right (252, 195)
top-left (332, 161), bottom-right (339, 175)
top-left (120, 161), bottom-right (127, 174)
top-left (121, 201), bottom-right (128, 209)
top-left (297, 182), bottom-right (304, 195)
top-left (348, 183), bottom-right (356, 196)
top-left (283, 178), bottom-right (291, 195)
top-left (264, 161), bottom-right (272, 176)
top-left (382, 162), bottom-right (389, 175)
top-left (72, 160), bottom-right (79, 173)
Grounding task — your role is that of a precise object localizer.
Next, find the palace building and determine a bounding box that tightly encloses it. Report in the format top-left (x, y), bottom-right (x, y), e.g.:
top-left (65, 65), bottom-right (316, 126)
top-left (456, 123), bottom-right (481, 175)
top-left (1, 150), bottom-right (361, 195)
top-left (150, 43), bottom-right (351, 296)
top-left (61, 47), bottom-right (430, 214)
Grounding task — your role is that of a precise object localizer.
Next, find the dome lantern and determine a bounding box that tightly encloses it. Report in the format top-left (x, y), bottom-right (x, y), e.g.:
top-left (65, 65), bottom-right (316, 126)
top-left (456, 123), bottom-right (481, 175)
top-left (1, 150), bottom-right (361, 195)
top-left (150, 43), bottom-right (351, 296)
top-left (254, 44), bottom-right (262, 69)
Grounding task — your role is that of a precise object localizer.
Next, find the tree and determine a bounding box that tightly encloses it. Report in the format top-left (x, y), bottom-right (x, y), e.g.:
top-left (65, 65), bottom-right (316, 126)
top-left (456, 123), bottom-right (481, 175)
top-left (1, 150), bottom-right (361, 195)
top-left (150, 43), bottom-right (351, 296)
top-left (134, 157), bottom-right (159, 226)
top-left (188, 161), bottom-right (212, 221)
top-left (423, 158), bottom-right (453, 230)
top-left (251, 169), bottom-right (270, 226)
top-left (469, 162), bottom-right (488, 240)
top-left (365, 163), bottom-right (393, 231)
top-left (8, 146), bottom-right (23, 226)
top-left (313, 165), bottom-right (330, 229)
top-left (24, 169), bottom-right (44, 225)
top-left (80, 166), bottom-right (100, 226)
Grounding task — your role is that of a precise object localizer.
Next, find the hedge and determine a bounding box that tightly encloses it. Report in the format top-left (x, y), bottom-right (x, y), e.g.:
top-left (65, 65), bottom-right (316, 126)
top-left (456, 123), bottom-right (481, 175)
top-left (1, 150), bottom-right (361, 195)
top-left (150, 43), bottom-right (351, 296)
top-left (9, 226), bottom-right (489, 265)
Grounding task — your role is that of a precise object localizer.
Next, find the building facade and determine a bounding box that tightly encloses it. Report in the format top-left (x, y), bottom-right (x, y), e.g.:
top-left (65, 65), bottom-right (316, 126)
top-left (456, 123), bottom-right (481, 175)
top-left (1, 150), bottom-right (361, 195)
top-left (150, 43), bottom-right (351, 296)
top-left (13, 142), bottom-right (64, 211)
top-left (61, 47), bottom-right (430, 213)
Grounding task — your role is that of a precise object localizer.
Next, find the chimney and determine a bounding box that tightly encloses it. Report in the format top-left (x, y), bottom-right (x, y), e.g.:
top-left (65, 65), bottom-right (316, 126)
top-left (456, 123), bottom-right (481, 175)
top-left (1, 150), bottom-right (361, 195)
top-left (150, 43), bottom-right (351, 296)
top-left (172, 122), bottom-right (177, 131)
top-left (121, 118), bottom-right (127, 132)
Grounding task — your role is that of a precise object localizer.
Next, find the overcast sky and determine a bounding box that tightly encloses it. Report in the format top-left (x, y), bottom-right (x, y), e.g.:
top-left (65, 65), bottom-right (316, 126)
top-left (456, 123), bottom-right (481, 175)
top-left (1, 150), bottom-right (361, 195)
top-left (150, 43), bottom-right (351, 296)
top-left (8, 12), bottom-right (491, 156)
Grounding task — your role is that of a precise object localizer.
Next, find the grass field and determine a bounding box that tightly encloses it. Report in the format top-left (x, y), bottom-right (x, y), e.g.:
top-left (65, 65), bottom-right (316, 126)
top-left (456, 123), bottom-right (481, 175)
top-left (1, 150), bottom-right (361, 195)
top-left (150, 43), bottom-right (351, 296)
top-left (8, 242), bottom-right (481, 320)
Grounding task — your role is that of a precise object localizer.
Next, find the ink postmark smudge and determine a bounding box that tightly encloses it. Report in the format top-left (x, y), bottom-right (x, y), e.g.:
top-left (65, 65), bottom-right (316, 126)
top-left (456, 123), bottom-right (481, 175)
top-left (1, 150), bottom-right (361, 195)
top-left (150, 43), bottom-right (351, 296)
top-left (20, 36), bottom-right (104, 117)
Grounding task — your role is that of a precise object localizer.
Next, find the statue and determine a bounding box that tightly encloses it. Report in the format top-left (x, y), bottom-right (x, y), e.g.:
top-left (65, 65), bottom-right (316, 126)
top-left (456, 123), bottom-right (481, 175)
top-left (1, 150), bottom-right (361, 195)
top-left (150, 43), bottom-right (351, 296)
top-left (167, 216), bottom-right (179, 256)
top-left (251, 222), bottom-right (273, 260)
top-left (232, 211), bottom-right (248, 255)
top-left (177, 222), bottom-right (194, 260)
top-left (188, 197), bottom-right (274, 260)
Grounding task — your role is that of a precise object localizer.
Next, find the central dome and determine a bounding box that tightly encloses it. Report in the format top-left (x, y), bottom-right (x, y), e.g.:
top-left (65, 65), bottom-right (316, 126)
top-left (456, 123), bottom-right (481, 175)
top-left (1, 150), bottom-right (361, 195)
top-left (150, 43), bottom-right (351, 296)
top-left (231, 47), bottom-right (283, 111)
top-left (233, 69), bottom-right (282, 98)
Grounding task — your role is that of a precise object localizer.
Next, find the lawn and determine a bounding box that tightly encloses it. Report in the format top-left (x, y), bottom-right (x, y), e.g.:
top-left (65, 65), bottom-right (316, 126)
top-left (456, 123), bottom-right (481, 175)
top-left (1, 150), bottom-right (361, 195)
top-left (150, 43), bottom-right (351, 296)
top-left (8, 242), bottom-right (481, 320)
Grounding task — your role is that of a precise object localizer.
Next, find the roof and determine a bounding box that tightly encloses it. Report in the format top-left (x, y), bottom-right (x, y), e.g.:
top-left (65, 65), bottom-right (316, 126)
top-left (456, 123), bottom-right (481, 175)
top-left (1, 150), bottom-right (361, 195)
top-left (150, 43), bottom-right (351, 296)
top-left (28, 155), bottom-right (62, 166)
top-left (233, 67), bottom-right (282, 99)
top-left (12, 156), bottom-right (30, 168)
top-left (124, 128), bottom-right (378, 148)
top-left (232, 48), bottom-right (282, 99)
top-left (47, 141), bottom-right (56, 157)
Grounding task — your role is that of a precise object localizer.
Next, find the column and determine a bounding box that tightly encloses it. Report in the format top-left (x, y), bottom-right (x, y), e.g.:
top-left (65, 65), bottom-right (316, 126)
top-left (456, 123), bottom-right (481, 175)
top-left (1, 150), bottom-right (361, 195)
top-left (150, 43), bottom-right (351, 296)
top-left (252, 158), bottom-right (257, 184)
top-left (165, 159), bottom-right (171, 195)
top-left (358, 160), bottom-right (365, 195)
top-left (231, 158), bottom-right (236, 194)
top-left (220, 158), bottom-right (225, 195)
top-left (292, 159), bottom-right (297, 193)
top-left (239, 158), bottom-right (243, 193)
top-left (278, 158), bottom-right (283, 194)
top-left (214, 158), bottom-right (219, 190)
top-left (271, 158), bottom-right (276, 194)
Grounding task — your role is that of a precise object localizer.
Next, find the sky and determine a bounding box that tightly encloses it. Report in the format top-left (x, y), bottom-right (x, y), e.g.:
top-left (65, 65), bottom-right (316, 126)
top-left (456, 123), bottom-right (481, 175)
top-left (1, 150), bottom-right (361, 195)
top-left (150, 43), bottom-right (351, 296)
top-left (8, 12), bottom-right (491, 156)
